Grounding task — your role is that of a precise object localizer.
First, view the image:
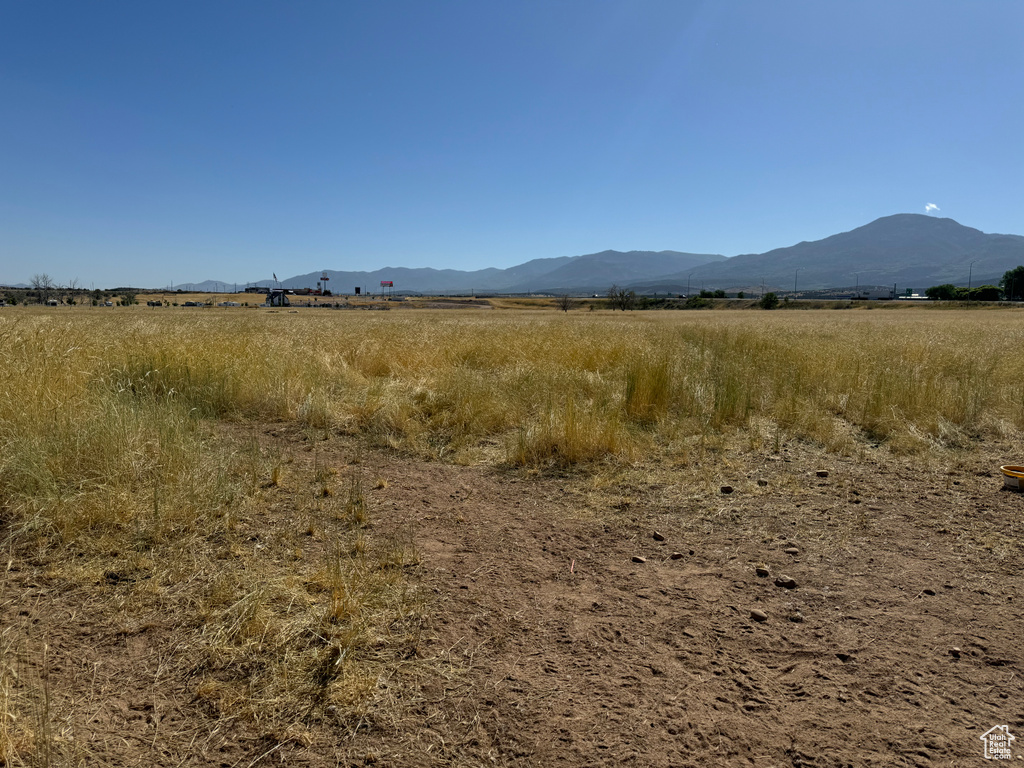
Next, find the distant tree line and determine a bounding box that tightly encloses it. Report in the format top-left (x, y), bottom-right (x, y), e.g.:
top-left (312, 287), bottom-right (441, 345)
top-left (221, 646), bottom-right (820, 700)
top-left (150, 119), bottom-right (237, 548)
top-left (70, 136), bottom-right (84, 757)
top-left (0, 275), bottom-right (143, 306)
top-left (925, 266), bottom-right (1024, 302)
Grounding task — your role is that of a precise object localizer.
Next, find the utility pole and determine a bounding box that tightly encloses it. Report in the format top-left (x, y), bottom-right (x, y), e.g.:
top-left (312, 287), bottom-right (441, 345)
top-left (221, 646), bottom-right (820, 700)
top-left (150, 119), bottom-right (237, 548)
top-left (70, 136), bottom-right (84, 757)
top-left (794, 268), bottom-right (801, 295)
top-left (968, 259), bottom-right (976, 305)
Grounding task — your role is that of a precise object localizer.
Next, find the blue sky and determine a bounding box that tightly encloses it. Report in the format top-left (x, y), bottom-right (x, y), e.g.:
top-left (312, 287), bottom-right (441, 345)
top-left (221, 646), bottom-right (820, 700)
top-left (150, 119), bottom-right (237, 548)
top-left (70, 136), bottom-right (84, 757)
top-left (2, 1), bottom-right (1022, 288)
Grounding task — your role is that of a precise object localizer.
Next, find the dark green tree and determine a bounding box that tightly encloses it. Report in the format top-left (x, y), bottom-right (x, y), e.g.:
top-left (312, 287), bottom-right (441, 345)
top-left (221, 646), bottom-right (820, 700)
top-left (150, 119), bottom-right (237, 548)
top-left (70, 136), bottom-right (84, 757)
top-left (759, 292), bottom-right (779, 309)
top-left (925, 284), bottom-right (957, 300)
top-left (1000, 266), bottom-right (1024, 301)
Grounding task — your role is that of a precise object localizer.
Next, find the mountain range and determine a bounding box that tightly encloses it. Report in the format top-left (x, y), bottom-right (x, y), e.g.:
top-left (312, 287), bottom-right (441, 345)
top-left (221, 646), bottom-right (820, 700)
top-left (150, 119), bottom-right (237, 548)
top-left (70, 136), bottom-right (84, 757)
top-left (181, 214), bottom-right (1024, 295)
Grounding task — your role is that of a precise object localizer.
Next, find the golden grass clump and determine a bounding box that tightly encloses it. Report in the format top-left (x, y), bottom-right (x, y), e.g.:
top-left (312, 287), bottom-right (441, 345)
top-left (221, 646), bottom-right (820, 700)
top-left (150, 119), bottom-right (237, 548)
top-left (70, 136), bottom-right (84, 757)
top-left (188, 472), bottom-right (422, 728)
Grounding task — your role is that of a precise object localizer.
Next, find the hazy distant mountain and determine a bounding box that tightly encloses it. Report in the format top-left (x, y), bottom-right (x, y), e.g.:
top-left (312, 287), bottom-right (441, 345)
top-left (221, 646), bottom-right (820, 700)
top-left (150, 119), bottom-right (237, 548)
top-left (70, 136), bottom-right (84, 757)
top-left (278, 250), bottom-right (724, 295)
top-left (187, 214), bottom-right (1024, 295)
top-left (282, 266), bottom-right (510, 294)
top-left (509, 251), bottom-right (726, 293)
top-left (647, 214), bottom-right (1024, 292)
top-left (169, 281), bottom-right (240, 293)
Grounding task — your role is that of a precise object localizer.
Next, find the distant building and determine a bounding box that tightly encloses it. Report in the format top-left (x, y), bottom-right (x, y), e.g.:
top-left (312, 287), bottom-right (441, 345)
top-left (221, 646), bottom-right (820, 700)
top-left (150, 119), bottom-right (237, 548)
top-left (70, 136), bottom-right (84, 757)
top-left (263, 289), bottom-right (290, 307)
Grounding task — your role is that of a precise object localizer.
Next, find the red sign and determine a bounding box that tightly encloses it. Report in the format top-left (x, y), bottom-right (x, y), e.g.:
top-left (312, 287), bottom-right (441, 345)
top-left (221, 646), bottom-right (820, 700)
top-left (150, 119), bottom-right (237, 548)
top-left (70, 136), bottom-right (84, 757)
top-left (380, 280), bottom-right (393, 287)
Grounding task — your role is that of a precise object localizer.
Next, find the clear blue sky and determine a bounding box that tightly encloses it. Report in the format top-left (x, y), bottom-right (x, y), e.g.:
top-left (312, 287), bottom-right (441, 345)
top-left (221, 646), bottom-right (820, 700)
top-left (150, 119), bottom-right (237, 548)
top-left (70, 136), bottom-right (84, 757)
top-left (3, 1), bottom-right (1022, 288)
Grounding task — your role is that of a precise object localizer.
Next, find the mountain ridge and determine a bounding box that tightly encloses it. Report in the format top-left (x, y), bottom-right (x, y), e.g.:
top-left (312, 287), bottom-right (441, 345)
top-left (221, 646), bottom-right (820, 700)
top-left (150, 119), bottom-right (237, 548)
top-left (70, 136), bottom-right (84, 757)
top-left (182, 214), bottom-right (1024, 294)
top-left (660, 214), bottom-right (1023, 292)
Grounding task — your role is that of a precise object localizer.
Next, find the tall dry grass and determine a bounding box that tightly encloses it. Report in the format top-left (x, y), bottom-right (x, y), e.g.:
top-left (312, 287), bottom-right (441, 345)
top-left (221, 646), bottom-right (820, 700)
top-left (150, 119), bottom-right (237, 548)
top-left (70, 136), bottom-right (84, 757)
top-left (4, 308), bottom-right (1024, 489)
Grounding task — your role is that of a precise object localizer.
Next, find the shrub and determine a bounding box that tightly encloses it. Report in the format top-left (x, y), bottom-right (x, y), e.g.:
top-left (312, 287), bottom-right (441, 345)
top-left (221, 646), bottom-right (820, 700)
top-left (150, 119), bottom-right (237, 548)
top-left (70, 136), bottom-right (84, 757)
top-left (759, 292), bottom-right (779, 309)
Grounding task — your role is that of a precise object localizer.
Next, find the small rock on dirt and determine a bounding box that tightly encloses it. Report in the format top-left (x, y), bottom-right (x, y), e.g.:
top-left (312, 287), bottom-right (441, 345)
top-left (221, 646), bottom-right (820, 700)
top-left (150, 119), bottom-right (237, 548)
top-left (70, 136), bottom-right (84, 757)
top-left (670, 552), bottom-right (684, 560)
top-left (816, 470), bottom-right (829, 478)
top-left (789, 612), bottom-right (805, 623)
top-left (923, 588), bottom-right (936, 596)
top-left (631, 555), bottom-right (647, 564)
top-left (757, 478), bottom-right (768, 487)
top-left (784, 546), bottom-right (799, 555)
top-left (720, 485), bottom-right (734, 494)
top-left (652, 531), bottom-right (666, 542)
top-left (949, 647), bottom-right (962, 658)
top-left (774, 575), bottom-right (798, 589)
top-left (750, 609), bottom-right (768, 622)
top-left (755, 566), bottom-right (770, 577)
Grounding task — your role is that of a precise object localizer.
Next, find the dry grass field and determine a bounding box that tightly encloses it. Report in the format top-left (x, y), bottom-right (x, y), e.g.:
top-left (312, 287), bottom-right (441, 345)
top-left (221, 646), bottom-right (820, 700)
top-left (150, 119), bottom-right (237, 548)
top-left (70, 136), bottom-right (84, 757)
top-left (1, 305), bottom-right (1023, 766)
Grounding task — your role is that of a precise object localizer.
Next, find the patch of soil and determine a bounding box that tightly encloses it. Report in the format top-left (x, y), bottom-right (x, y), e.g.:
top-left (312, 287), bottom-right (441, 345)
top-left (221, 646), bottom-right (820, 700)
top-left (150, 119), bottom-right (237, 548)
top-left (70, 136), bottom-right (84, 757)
top-left (4, 428), bottom-right (1024, 766)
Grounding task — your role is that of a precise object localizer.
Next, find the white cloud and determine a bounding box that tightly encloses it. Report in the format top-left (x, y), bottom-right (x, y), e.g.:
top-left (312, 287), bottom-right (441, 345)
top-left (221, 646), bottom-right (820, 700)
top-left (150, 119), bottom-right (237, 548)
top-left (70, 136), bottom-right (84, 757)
top-left (925, 203), bottom-right (940, 214)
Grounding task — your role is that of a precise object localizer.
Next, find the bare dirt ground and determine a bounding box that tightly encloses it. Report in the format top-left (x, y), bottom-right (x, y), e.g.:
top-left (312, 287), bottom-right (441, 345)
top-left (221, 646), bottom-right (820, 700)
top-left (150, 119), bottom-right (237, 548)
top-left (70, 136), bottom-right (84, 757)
top-left (4, 425), bottom-right (1024, 767)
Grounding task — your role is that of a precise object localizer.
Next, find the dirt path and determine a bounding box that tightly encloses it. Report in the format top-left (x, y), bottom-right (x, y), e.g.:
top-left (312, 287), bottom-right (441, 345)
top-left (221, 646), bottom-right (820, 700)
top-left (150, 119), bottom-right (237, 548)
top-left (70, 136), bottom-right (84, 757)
top-left (4, 429), bottom-right (1023, 766)
top-left (350, 442), bottom-right (1024, 767)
